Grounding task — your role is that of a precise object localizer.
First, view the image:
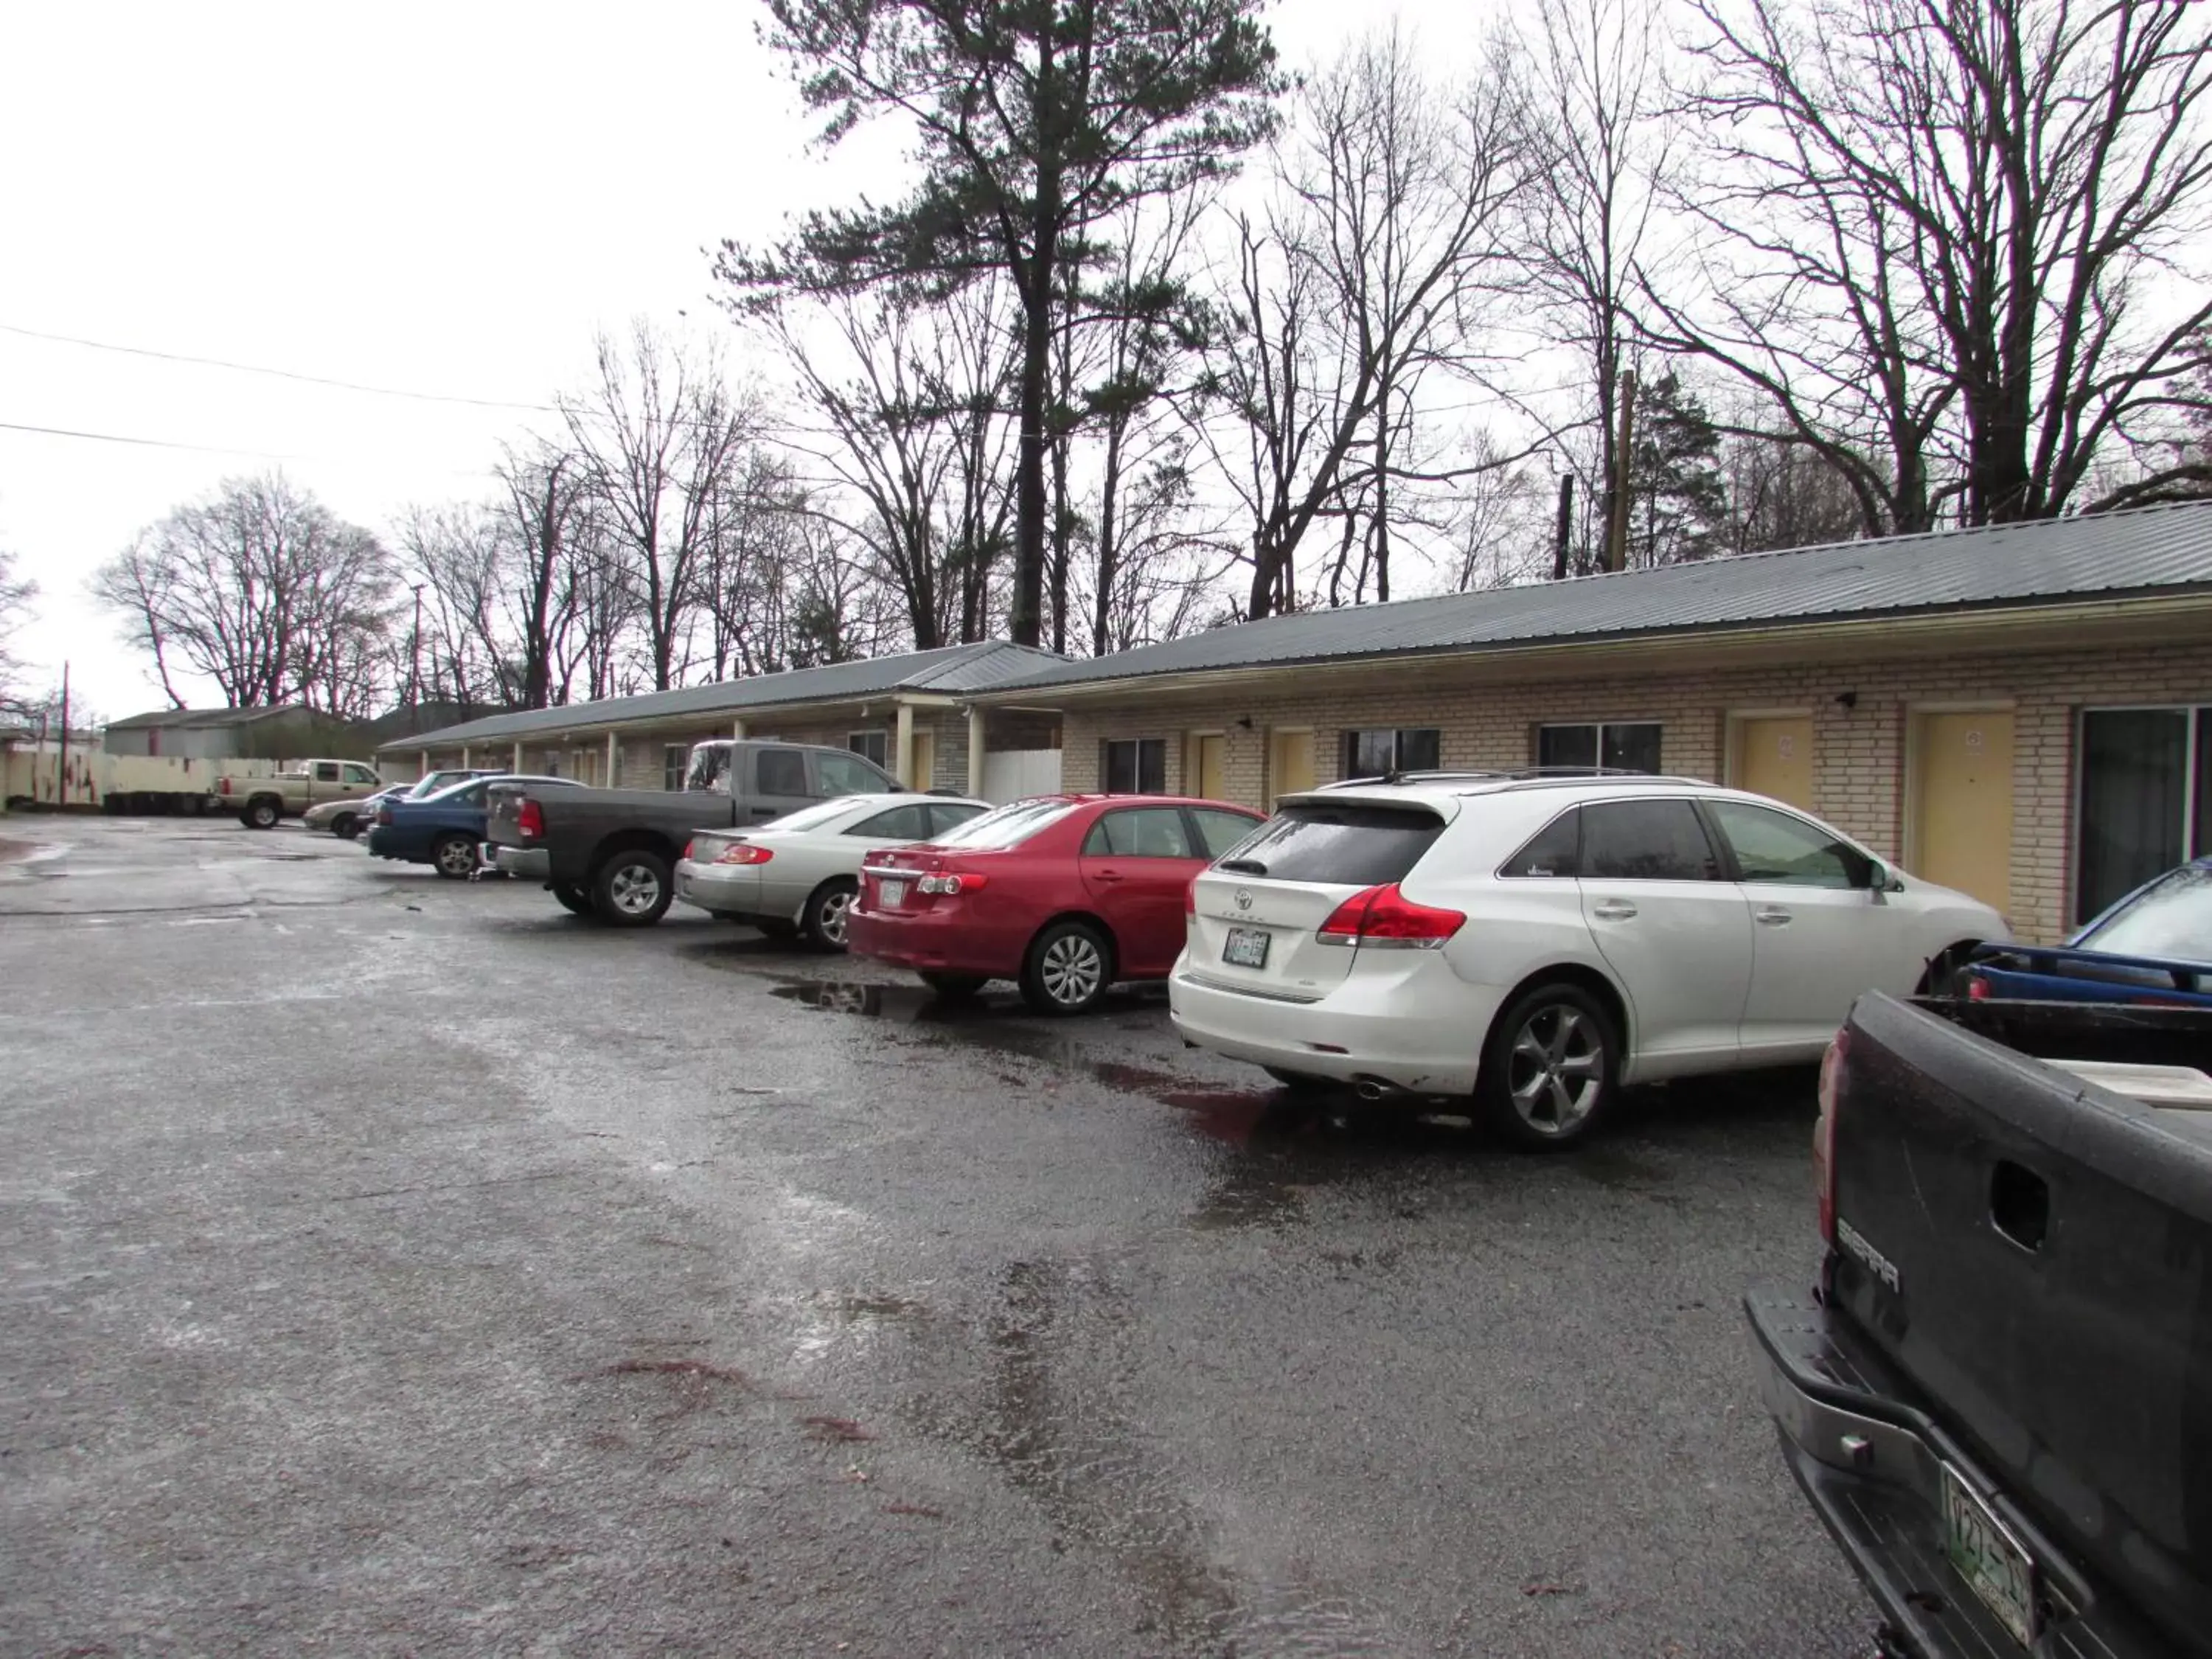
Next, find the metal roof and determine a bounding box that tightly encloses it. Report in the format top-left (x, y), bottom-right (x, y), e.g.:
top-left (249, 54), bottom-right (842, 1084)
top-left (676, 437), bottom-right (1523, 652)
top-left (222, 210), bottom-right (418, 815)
top-left (107, 704), bottom-right (310, 731)
top-left (383, 640), bottom-right (1065, 753)
top-left (984, 500), bottom-right (2212, 695)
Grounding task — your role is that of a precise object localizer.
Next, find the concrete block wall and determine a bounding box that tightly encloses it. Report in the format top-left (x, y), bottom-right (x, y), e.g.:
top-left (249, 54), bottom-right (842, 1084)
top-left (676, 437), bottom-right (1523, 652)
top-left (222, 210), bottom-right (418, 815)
top-left (1054, 639), bottom-right (2212, 945)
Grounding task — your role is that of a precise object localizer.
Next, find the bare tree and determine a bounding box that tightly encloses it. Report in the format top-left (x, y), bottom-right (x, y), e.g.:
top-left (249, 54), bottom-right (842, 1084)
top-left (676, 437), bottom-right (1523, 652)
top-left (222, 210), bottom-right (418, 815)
top-left (1511, 0), bottom-right (1673, 571)
top-left (93, 474), bottom-right (397, 714)
top-left (1194, 32), bottom-right (1531, 619)
top-left (1655, 0), bottom-right (2212, 530)
top-left (560, 324), bottom-right (757, 691)
top-left (0, 546), bottom-right (40, 718)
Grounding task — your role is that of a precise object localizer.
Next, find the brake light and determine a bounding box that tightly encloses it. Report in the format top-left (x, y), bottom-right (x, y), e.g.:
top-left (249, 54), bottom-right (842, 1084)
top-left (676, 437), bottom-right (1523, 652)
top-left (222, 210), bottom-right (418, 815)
top-left (218, 777), bottom-right (233, 795)
top-left (1315, 883), bottom-right (1465, 949)
top-left (917, 872), bottom-right (984, 895)
top-left (1965, 972), bottom-right (1990, 1001)
top-left (518, 799), bottom-right (545, 840)
top-left (1185, 877), bottom-right (1197, 916)
top-left (376, 807), bottom-right (393, 827)
top-left (715, 843), bottom-right (774, 866)
top-left (683, 839), bottom-right (695, 860)
top-left (1815, 1028), bottom-right (1849, 1244)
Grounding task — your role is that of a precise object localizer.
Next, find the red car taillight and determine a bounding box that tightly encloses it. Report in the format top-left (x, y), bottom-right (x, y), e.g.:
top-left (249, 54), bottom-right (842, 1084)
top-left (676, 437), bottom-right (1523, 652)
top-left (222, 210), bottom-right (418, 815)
top-left (1315, 883), bottom-right (1465, 949)
top-left (916, 870), bottom-right (984, 895)
top-left (517, 799), bottom-right (545, 839)
top-left (715, 843), bottom-right (774, 866)
top-left (1965, 971), bottom-right (1991, 1001)
top-left (1815, 1027), bottom-right (1849, 1245)
top-left (376, 807), bottom-right (393, 826)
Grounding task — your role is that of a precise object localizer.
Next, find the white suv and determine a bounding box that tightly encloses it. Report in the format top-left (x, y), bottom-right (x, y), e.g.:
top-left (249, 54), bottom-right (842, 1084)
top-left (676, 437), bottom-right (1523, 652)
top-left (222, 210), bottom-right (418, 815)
top-left (1169, 773), bottom-right (2006, 1147)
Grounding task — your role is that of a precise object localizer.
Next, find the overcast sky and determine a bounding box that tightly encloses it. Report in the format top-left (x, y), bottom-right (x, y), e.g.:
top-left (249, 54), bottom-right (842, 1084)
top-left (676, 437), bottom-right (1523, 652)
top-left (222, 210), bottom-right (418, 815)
top-left (0, 0), bottom-right (1481, 719)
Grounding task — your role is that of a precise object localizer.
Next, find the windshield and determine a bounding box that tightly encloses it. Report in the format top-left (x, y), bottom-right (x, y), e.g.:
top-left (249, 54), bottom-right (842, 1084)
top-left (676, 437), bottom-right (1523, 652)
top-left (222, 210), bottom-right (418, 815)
top-left (928, 797), bottom-right (1079, 850)
top-left (2073, 863), bottom-right (2212, 962)
top-left (685, 742), bottom-right (733, 793)
top-left (757, 798), bottom-right (867, 833)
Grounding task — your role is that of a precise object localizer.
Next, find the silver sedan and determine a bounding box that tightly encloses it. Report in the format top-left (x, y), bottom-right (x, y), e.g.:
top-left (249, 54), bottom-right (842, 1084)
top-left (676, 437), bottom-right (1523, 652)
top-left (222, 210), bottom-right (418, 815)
top-left (675, 792), bottom-right (992, 949)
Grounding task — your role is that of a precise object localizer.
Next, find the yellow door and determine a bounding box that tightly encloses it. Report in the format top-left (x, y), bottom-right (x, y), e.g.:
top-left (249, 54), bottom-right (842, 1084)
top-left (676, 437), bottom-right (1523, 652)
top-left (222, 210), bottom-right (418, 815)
top-left (909, 728), bottom-right (937, 790)
top-left (1186, 733), bottom-right (1226, 799)
top-left (1911, 712), bottom-right (2014, 912)
top-left (1735, 716), bottom-right (1815, 811)
top-left (1268, 728), bottom-right (1315, 807)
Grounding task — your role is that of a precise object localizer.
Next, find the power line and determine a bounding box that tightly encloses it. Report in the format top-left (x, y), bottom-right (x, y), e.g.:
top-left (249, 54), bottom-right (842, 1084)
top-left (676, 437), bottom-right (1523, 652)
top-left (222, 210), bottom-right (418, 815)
top-left (0, 417), bottom-right (312, 460)
top-left (0, 321), bottom-right (564, 414)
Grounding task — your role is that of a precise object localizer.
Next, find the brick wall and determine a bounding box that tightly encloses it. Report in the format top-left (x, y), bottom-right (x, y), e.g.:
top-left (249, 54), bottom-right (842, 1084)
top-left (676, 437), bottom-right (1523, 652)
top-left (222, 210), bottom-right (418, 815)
top-left (1054, 640), bottom-right (2212, 945)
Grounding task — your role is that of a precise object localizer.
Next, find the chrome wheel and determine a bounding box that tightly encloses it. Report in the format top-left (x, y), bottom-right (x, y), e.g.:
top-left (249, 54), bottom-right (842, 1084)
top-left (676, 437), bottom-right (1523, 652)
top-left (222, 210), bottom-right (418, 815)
top-left (608, 862), bottom-right (661, 916)
top-left (1506, 1004), bottom-right (1604, 1136)
top-left (434, 837), bottom-right (477, 879)
top-left (814, 886), bottom-right (854, 948)
top-left (1040, 932), bottom-right (1105, 1006)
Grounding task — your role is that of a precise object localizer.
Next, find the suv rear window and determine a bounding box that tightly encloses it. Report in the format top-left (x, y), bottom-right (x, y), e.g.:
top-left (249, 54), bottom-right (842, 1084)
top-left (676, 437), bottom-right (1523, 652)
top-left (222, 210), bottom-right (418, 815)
top-left (1215, 803), bottom-right (1444, 885)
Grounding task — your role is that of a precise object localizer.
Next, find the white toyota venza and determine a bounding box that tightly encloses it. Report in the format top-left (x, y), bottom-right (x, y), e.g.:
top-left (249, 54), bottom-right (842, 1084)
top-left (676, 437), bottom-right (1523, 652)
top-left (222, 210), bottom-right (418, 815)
top-left (1170, 773), bottom-right (2006, 1147)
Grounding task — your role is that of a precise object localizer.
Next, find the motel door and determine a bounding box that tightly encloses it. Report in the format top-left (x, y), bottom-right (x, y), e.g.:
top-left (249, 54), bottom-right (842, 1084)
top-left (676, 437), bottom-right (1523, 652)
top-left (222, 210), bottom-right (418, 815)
top-left (909, 728), bottom-right (937, 791)
top-left (1187, 733), bottom-right (1226, 800)
top-left (1734, 716), bottom-right (1815, 811)
top-left (1268, 728), bottom-right (1314, 807)
top-left (1910, 712), bottom-right (2015, 914)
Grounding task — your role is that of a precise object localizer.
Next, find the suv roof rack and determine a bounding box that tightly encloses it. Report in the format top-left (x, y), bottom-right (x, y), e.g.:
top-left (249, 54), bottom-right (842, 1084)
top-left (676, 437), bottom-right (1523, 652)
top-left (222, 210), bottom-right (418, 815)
top-left (1317, 766), bottom-right (1691, 791)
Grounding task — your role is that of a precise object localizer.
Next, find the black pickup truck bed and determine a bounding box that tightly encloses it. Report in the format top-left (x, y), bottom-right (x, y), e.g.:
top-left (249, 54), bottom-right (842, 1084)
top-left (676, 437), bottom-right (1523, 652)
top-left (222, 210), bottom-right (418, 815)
top-left (1748, 993), bottom-right (2212, 1659)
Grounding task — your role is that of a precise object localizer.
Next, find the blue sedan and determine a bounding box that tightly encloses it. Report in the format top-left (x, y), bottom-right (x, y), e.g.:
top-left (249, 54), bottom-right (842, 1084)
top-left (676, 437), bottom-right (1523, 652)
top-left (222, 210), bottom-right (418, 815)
top-left (368, 775), bottom-right (580, 878)
top-left (1966, 858), bottom-right (2212, 1006)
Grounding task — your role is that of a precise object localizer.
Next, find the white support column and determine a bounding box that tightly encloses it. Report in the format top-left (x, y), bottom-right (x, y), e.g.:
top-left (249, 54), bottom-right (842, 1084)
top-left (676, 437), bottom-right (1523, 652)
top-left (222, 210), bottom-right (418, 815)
top-left (418, 749), bottom-right (430, 778)
top-left (512, 741), bottom-right (524, 773)
top-left (731, 718), bottom-right (746, 740)
top-left (460, 745), bottom-right (470, 768)
top-left (895, 702), bottom-right (916, 790)
top-left (605, 731), bottom-right (618, 787)
top-left (967, 705), bottom-right (987, 799)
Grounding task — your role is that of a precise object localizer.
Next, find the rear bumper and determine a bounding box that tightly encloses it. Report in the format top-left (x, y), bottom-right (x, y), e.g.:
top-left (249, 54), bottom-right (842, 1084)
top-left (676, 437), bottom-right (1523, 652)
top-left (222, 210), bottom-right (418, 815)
top-left (1746, 1283), bottom-right (2154, 1659)
top-left (675, 859), bottom-right (768, 917)
top-left (846, 903), bottom-right (1024, 978)
top-left (1166, 961), bottom-right (1493, 1093)
top-left (492, 846), bottom-right (552, 882)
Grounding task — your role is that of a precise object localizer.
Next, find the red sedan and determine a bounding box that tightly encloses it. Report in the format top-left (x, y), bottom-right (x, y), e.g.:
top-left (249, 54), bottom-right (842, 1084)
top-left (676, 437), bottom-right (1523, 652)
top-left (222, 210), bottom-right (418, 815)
top-left (847, 794), bottom-right (1266, 1015)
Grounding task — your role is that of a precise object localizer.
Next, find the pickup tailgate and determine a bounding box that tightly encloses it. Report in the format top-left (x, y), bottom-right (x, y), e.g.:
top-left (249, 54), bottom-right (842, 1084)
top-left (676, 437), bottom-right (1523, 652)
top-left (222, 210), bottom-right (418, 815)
top-left (1831, 992), bottom-right (2212, 1650)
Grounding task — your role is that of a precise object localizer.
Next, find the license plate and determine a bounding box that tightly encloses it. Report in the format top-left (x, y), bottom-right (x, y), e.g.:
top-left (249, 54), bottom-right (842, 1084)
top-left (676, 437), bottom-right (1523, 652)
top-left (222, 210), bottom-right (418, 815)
top-left (1222, 926), bottom-right (1270, 968)
top-left (879, 879), bottom-right (907, 908)
top-left (1941, 1464), bottom-right (2039, 1646)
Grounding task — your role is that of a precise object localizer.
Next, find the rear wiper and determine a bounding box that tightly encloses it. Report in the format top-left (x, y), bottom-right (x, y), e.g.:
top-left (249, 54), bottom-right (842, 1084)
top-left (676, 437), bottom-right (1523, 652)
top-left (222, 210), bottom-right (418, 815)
top-left (1217, 858), bottom-right (1269, 875)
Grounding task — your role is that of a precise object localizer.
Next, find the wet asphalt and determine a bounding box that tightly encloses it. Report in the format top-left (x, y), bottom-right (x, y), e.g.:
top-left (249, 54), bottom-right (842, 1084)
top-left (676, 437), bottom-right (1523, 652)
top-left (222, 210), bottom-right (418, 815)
top-left (1, 818), bottom-right (1869, 1658)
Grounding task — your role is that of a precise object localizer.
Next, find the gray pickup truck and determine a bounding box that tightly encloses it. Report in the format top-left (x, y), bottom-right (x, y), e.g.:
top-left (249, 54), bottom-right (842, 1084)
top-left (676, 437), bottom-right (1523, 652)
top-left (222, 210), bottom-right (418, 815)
top-left (485, 738), bottom-right (901, 925)
top-left (1748, 992), bottom-right (2212, 1659)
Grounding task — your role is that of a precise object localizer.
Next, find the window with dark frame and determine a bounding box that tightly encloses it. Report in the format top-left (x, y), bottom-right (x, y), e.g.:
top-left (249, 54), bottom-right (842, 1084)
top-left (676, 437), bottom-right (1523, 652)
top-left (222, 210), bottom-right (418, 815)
top-left (1342, 728), bottom-right (1442, 776)
top-left (2076, 706), bottom-right (2212, 923)
top-left (1537, 721), bottom-right (1662, 775)
top-left (1102, 737), bottom-right (1166, 794)
top-left (849, 730), bottom-right (889, 768)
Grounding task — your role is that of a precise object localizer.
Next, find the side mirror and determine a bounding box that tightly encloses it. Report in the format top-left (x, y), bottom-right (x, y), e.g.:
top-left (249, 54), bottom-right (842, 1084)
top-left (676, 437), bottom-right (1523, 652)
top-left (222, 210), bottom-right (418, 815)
top-left (1865, 858), bottom-right (1904, 897)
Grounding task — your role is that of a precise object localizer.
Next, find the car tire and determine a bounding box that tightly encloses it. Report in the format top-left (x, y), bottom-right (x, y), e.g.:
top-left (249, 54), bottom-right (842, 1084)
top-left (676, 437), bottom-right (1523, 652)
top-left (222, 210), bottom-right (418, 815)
top-left (552, 882), bottom-right (595, 917)
top-left (594, 849), bottom-right (672, 927)
top-left (1478, 982), bottom-right (1620, 1151)
top-left (1262, 1066), bottom-right (1338, 1096)
top-left (332, 813), bottom-right (361, 840)
top-left (802, 879), bottom-right (859, 951)
top-left (1916, 942), bottom-right (1980, 998)
top-left (1019, 920), bottom-right (1113, 1017)
top-left (920, 972), bottom-right (987, 1001)
top-left (242, 799), bottom-right (280, 830)
top-left (431, 834), bottom-right (479, 880)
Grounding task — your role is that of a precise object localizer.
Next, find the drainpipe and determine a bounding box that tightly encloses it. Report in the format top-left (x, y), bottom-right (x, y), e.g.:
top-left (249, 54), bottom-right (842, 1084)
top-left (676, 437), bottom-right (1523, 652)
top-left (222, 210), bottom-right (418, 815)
top-left (895, 702), bottom-right (916, 790)
top-left (968, 705), bottom-right (987, 799)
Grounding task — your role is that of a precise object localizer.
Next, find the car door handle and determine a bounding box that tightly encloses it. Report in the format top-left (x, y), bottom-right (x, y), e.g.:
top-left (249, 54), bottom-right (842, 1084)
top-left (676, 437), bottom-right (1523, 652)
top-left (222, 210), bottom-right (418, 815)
top-left (1591, 901), bottom-right (1637, 921)
top-left (1756, 908), bottom-right (1793, 926)
top-left (1092, 869), bottom-right (1126, 883)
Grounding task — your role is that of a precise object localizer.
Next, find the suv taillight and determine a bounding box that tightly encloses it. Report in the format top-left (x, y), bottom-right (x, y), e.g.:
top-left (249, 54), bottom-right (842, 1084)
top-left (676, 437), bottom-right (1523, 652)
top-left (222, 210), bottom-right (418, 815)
top-left (1185, 876), bottom-right (1197, 917)
top-left (1815, 1027), bottom-right (1849, 1245)
top-left (1315, 883), bottom-right (1464, 949)
top-left (518, 799), bottom-right (545, 839)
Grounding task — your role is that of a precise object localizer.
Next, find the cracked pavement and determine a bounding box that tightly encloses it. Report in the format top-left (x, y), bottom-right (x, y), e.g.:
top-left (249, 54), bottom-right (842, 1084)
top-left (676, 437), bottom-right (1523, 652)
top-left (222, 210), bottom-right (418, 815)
top-left (1, 817), bottom-right (1869, 1657)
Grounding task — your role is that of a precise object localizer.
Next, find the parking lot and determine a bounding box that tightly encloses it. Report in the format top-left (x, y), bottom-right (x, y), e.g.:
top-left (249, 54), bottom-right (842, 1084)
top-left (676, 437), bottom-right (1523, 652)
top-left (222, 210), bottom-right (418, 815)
top-left (3, 817), bottom-right (1866, 1657)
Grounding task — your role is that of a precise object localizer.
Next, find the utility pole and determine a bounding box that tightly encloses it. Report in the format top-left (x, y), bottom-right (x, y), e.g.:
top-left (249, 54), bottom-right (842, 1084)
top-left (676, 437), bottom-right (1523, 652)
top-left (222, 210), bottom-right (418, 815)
top-left (406, 583), bottom-right (424, 709)
top-left (55, 659), bottom-right (69, 806)
top-left (1605, 369), bottom-right (1638, 574)
top-left (1552, 473), bottom-right (1576, 580)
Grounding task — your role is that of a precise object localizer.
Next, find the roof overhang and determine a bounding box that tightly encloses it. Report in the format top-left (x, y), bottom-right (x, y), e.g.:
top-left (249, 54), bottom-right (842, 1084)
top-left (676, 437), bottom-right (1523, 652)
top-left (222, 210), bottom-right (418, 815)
top-left (968, 591), bottom-right (2212, 710)
top-left (380, 689), bottom-right (964, 754)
